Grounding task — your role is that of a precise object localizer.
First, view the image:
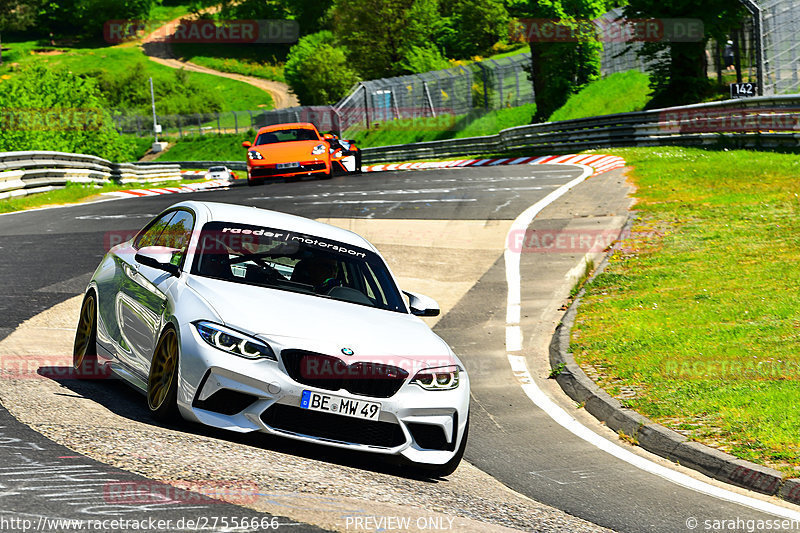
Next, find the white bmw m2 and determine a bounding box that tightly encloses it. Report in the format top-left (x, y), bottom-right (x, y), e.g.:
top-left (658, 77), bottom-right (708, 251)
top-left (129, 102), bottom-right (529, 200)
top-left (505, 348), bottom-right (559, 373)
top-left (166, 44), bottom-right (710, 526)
top-left (73, 201), bottom-right (469, 475)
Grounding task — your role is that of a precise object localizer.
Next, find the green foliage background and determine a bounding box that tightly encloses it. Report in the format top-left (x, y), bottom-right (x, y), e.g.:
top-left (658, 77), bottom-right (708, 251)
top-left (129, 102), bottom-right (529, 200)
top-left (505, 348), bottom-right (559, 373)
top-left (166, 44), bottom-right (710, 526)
top-left (0, 65), bottom-right (141, 161)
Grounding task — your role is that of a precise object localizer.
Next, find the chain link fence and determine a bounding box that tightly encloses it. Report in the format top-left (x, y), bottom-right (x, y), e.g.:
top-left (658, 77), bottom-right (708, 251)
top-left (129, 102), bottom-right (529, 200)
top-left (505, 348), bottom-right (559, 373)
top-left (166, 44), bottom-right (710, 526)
top-left (760, 0), bottom-right (800, 95)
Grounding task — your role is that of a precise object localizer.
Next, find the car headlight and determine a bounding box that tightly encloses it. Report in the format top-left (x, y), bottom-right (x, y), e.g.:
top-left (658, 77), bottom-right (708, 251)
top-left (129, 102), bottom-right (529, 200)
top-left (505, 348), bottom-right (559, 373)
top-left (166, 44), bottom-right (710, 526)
top-left (311, 143), bottom-right (326, 155)
top-left (247, 151), bottom-right (264, 160)
top-left (194, 321), bottom-right (276, 360)
top-left (411, 365), bottom-right (460, 390)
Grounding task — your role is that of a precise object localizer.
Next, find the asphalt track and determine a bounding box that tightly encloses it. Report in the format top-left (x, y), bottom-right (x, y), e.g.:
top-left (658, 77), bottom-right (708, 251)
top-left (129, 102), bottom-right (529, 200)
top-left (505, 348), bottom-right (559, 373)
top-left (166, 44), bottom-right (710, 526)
top-left (0, 164), bottom-right (796, 532)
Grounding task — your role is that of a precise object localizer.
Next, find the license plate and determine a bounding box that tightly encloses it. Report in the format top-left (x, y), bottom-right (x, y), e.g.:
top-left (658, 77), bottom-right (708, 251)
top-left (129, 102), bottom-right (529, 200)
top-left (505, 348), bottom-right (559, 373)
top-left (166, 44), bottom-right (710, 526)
top-left (277, 162), bottom-right (300, 169)
top-left (300, 390), bottom-right (381, 420)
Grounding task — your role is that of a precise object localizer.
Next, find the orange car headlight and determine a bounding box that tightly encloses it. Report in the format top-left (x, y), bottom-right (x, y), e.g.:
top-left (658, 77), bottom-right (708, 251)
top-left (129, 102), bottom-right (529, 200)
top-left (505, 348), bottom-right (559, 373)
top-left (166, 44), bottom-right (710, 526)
top-left (247, 151), bottom-right (264, 160)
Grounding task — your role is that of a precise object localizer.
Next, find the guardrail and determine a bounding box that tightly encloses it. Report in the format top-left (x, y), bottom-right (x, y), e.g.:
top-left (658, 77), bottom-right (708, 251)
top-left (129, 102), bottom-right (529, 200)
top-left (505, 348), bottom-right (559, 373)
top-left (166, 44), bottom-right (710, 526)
top-left (135, 160), bottom-right (247, 171)
top-left (360, 95), bottom-right (800, 164)
top-left (0, 151), bottom-right (183, 200)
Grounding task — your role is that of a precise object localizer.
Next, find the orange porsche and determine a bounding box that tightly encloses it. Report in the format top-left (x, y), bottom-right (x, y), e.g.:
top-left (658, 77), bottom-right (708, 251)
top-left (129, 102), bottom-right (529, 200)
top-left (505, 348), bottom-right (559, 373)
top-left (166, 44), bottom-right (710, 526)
top-left (243, 122), bottom-right (332, 185)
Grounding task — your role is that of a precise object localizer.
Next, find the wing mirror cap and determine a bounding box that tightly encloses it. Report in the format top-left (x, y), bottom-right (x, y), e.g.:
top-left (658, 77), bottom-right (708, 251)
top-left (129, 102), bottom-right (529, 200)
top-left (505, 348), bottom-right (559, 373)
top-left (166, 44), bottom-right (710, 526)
top-left (135, 246), bottom-right (182, 277)
top-left (403, 290), bottom-right (440, 317)
top-left (242, 141), bottom-right (252, 148)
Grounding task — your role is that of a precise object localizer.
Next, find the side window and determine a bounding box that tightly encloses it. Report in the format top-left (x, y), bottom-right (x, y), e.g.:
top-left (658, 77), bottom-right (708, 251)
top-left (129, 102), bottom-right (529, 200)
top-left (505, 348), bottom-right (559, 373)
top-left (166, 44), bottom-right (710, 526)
top-left (358, 263), bottom-right (387, 307)
top-left (158, 210), bottom-right (195, 266)
top-left (134, 212), bottom-right (176, 249)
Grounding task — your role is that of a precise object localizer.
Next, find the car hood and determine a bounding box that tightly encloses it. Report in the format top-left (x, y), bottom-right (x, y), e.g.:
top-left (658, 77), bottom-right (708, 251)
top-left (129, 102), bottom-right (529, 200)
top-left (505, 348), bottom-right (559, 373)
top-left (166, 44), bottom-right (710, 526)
top-left (185, 276), bottom-right (455, 368)
top-left (251, 140), bottom-right (326, 162)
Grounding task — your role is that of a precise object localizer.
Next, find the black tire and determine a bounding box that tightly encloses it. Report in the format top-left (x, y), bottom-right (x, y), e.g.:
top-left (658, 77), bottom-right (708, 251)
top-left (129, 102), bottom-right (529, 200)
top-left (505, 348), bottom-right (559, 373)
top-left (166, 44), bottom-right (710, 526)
top-left (147, 327), bottom-right (181, 422)
top-left (428, 414), bottom-right (469, 478)
top-left (247, 178), bottom-right (263, 187)
top-left (72, 291), bottom-right (98, 380)
top-left (319, 165), bottom-right (333, 180)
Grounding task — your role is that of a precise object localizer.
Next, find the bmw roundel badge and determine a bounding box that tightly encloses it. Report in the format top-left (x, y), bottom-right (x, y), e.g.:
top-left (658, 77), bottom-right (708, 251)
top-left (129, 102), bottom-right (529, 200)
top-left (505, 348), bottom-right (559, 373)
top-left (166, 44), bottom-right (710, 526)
top-left (341, 347), bottom-right (355, 356)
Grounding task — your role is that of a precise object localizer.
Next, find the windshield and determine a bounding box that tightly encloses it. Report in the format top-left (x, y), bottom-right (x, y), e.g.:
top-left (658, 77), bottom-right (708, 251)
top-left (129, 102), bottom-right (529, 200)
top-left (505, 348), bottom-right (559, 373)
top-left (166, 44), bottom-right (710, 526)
top-left (255, 128), bottom-right (319, 145)
top-left (208, 166), bottom-right (225, 172)
top-left (191, 221), bottom-right (406, 313)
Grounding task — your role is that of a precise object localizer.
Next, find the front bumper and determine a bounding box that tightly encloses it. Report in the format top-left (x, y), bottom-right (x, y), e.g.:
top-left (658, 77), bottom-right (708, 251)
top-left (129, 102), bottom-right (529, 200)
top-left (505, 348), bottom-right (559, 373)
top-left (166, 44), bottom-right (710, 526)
top-left (175, 324), bottom-right (470, 466)
top-left (247, 161), bottom-right (329, 179)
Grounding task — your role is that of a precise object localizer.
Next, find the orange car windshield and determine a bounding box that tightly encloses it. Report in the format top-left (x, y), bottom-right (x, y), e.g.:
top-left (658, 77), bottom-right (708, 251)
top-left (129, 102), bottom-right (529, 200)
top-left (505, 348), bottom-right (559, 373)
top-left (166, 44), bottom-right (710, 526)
top-left (255, 128), bottom-right (319, 145)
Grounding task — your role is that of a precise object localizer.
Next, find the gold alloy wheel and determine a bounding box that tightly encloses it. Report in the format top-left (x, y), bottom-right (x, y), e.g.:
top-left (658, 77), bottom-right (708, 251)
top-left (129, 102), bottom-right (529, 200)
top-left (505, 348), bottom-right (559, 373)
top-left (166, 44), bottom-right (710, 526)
top-left (148, 329), bottom-right (178, 411)
top-left (73, 294), bottom-right (96, 370)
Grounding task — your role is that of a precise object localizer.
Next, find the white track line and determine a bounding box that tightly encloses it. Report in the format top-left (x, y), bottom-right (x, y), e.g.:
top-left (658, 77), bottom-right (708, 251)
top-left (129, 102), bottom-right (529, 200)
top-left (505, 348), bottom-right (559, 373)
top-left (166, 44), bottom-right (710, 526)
top-left (503, 163), bottom-right (800, 519)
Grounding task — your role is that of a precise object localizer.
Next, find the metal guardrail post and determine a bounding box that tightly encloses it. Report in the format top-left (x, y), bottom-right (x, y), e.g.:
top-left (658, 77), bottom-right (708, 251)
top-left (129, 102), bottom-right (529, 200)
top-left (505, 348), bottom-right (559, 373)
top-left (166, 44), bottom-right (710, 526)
top-left (739, 0), bottom-right (765, 95)
top-left (362, 84), bottom-right (370, 129)
top-left (476, 63), bottom-right (489, 111)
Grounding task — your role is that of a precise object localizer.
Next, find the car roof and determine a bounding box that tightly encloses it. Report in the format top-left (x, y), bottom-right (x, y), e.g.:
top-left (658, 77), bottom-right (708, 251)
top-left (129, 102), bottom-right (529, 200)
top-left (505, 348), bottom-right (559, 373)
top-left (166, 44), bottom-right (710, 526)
top-left (257, 122), bottom-right (318, 134)
top-left (172, 201), bottom-right (376, 251)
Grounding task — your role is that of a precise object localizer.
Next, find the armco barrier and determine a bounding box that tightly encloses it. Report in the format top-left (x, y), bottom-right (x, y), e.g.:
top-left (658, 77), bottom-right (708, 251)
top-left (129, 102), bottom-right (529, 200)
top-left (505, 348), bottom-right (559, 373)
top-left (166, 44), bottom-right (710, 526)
top-left (0, 151), bottom-right (182, 200)
top-left (360, 95), bottom-right (800, 164)
top-left (135, 160), bottom-right (247, 171)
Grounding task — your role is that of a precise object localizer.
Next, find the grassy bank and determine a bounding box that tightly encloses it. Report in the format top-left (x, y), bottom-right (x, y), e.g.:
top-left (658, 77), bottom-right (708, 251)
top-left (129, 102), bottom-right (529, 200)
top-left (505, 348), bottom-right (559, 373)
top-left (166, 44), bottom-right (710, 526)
top-left (172, 43), bottom-right (286, 83)
top-left (572, 147), bottom-right (800, 475)
top-left (154, 133), bottom-right (251, 161)
top-left (549, 70), bottom-right (650, 122)
top-left (0, 178), bottom-right (205, 214)
top-left (346, 69), bottom-right (651, 148)
top-left (348, 103), bottom-right (537, 147)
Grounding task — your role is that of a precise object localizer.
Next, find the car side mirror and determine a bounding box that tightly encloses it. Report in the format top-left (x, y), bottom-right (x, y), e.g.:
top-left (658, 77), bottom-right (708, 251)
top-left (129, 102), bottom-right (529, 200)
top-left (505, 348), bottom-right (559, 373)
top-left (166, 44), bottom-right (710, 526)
top-left (403, 290), bottom-right (440, 317)
top-left (242, 141), bottom-right (252, 148)
top-left (323, 133), bottom-right (334, 140)
top-left (135, 246), bottom-right (181, 277)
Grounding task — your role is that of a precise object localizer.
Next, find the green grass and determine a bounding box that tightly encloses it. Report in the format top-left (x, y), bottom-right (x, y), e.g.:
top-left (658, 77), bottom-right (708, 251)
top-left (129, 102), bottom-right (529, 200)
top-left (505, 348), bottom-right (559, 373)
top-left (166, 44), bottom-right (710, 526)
top-left (153, 133), bottom-right (252, 161)
top-left (0, 177), bottom-right (205, 214)
top-left (572, 146), bottom-right (800, 475)
top-left (348, 103), bottom-right (536, 147)
top-left (548, 70), bottom-right (651, 122)
top-left (149, 1), bottom-right (193, 22)
top-left (0, 41), bottom-right (273, 112)
top-left (172, 43), bottom-right (287, 82)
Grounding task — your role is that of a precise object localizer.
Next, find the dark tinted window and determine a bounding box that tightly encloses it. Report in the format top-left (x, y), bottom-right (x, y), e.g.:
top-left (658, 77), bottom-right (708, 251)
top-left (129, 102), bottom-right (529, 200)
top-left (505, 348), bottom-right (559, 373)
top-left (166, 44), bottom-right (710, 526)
top-left (191, 221), bottom-right (405, 313)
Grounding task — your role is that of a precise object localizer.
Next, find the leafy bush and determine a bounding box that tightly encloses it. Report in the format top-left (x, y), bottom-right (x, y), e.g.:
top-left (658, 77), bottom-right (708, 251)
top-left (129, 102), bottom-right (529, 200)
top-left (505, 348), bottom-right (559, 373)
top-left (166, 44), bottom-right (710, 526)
top-left (400, 45), bottom-right (451, 74)
top-left (284, 31), bottom-right (359, 105)
top-left (89, 61), bottom-right (224, 116)
top-left (0, 65), bottom-right (140, 161)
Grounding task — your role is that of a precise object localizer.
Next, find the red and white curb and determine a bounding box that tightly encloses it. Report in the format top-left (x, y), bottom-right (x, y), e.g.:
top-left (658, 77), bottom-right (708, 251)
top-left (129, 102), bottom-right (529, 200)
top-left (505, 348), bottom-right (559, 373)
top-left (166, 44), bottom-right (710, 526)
top-left (363, 154), bottom-right (626, 176)
top-left (102, 179), bottom-right (231, 198)
top-left (103, 154), bottom-right (625, 199)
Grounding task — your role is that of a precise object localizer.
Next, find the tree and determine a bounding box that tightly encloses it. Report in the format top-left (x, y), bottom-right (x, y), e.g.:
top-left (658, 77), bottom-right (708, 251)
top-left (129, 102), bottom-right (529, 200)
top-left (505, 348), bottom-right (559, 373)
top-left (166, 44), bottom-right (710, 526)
top-left (509, 0), bottom-right (608, 121)
top-left (284, 31), bottom-right (360, 105)
top-left (38, 0), bottom-right (155, 38)
top-left (0, 0), bottom-right (38, 65)
top-left (439, 0), bottom-right (510, 58)
top-left (332, 0), bottom-right (446, 78)
top-left (624, 0), bottom-right (746, 107)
